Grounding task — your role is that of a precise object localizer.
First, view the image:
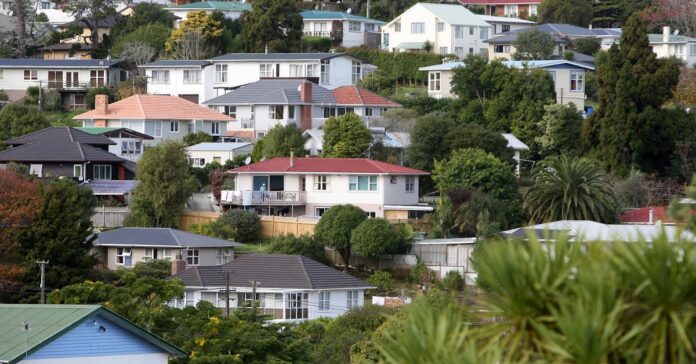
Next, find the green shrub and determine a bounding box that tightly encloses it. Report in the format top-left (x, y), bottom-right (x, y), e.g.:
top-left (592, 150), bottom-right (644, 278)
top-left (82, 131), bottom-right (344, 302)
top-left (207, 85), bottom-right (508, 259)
top-left (367, 270), bottom-right (395, 294)
top-left (86, 86), bottom-right (115, 109)
top-left (266, 234), bottom-right (326, 263)
top-left (302, 36), bottom-right (332, 52)
top-left (219, 209), bottom-right (261, 243)
top-left (443, 270), bottom-right (464, 292)
top-left (189, 220), bottom-right (235, 240)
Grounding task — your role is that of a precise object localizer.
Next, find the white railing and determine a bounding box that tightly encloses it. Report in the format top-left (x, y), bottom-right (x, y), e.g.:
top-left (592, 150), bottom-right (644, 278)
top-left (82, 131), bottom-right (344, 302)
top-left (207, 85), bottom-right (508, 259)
top-left (221, 190), bottom-right (305, 206)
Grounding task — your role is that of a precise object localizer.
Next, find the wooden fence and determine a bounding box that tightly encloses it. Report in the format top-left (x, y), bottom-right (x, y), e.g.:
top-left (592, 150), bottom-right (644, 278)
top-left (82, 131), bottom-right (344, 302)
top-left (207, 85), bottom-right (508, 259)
top-left (91, 206), bottom-right (130, 228)
top-left (180, 211), bottom-right (221, 230)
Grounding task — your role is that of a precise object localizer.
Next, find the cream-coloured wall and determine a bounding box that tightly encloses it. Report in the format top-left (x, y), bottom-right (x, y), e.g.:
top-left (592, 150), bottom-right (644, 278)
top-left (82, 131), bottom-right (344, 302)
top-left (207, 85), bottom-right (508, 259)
top-left (549, 68), bottom-right (586, 110)
top-left (426, 70), bottom-right (456, 98)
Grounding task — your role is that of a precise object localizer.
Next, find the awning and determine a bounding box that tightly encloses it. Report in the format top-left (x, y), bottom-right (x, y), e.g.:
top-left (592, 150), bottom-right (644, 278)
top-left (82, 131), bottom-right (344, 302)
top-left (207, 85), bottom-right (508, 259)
top-left (395, 42), bottom-right (427, 50)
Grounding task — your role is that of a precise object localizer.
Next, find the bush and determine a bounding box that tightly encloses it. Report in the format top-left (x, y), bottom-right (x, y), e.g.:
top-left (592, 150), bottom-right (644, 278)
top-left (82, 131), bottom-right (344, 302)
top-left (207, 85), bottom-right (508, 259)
top-left (218, 209), bottom-right (261, 242)
top-left (443, 270), bottom-right (464, 292)
top-left (367, 270), bottom-right (395, 294)
top-left (86, 86), bottom-right (115, 109)
top-left (190, 167), bottom-right (209, 187)
top-left (183, 131), bottom-right (213, 146)
top-left (302, 36), bottom-right (332, 52)
top-left (351, 218), bottom-right (406, 258)
top-left (266, 234), bottom-right (326, 263)
top-left (408, 261), bottom-right (430, 285)
top-left (189, 220), bottom-right (235, 240)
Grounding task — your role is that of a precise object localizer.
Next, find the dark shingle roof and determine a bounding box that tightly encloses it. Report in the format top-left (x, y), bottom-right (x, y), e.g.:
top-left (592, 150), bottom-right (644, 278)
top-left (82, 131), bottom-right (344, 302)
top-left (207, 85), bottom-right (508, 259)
top-left (6, 127), bottom-right (115, 146)
top-left (203, 79), bottom-right (336, 106)
top-left (0, 59), bottom-right (121, 68)
top-left (210, 52), bottom-right (348, 62)
top-left (140, 60), bottom-right (212, 68)
top-left (0, 142), bottom-right (125, 163)
top-left (174, 254), bottom-right (374, 290)
top-left (93, 227), bottom-right (243, 248)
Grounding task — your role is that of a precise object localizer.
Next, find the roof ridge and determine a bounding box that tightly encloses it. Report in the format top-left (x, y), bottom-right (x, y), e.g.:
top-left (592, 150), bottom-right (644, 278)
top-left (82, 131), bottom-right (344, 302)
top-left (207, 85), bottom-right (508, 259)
top-left (170, 229), bottom-right (183, 248)
top-left (76, 142), bottom-right (86, 160)
top-left (297, 255), bottom-right (314, 289)
top-left (66, 126), bottom-right (75, 142)
top-left (135, 94), bottom-right (146, 119)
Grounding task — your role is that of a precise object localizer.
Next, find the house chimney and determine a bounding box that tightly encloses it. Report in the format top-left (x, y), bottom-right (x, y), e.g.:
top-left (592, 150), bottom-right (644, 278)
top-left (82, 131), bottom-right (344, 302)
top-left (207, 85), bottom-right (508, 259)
top-left (663, 26), bottom-right (670, 43)
top-left (290, 150), bottom-right (295, 167)
top-left (300, 81), bottom-right (313, 130)
top-left (95, 94), bottom-right (108, 115)
top-left (171, 254), bottom-right (187, 276)
top-left (300, 81), bottom-right (312, 103)
top-left (648, 208), bottom-right (654, 224)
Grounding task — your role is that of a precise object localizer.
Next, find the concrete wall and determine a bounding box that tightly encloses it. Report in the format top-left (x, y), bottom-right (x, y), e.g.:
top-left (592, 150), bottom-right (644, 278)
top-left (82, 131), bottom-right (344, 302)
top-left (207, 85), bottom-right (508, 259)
top-left (144, 66), bottom-right (215, 103)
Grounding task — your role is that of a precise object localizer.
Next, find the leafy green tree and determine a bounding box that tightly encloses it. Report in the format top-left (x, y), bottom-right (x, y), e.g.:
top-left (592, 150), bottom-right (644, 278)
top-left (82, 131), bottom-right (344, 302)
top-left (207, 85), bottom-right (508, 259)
top-left (111, 3), bottom-right (172, 39)
top-left (582, 14), bottom-right (681, 176)
top-left (524, 155), bottom-right (617, 223)
top-left (572, 37), bottom-right (601, 55)
top-left (112, 23), bottom-right (170, 56)
top-left (539, 0), bottom-right (594, 27)
top-left (218, 209), bottom-right (261, 243)
top-left (314, 204), bottom-right (366, 269)
top-left (351, 218), bottom-right (406, 259)
top-left (63, 0), bottom-right (117, 49)
top-left (322, 113), bottom-right (372, 158)
top-left (451, 56), bottom-right (510, 105)
top-left (265, 234), bottom-right (326, 263)
top-left (262, 124), bottom-right (306, 158)
top-left (445, 123), bottom-right (514, 164)
top-left (512, 28), bottom-right (557, 60)
top-left (366, 270), bottom-right (395, 294)
top-left (0, 104), bottom-right (48, 146)
top-left (165, 11), bottom-right (222, 58)
top-left (239, 0), bottom-right (303, 52)
top-left (19, 179), bottom-right (97, 292)
top-left (182, 131), bottom-right (213, 146)
top-left (452, 190), bottom-right (508, 239)
top-left (408, 112), bottom-right (454, 193)
top-left (443, 271), bottom-right (464, 292)
top-left (669, 178), bottom-right (696, 233)
top-left (188, 220), bottom-right (235, 240)
top-left (535, 103), bottom-right (583, 159)
top-left (251, 138), bottom-right (264, 162)
top-left (124, 141), bottom-right (197, 228)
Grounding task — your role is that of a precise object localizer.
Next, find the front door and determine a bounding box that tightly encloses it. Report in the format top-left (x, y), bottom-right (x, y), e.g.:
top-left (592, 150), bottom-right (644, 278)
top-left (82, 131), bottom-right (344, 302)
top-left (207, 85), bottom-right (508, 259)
top-left (48, 71), bottom-right (63, 88)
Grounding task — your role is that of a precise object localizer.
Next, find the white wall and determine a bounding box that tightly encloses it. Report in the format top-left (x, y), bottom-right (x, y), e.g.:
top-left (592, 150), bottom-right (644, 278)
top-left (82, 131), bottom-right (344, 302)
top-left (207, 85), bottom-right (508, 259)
top-left (21, 353), bottom-right (170, 364)
top-left (187, 146), bottom-right (253, 166)
top-left (0, 67), bottom-right (117, 92)
top-left (144, 66), bottom-right (215, 103)
top-left (307, 289), bottom-right (365, 319)
top-left (81, 119), bottom-right (226, 143)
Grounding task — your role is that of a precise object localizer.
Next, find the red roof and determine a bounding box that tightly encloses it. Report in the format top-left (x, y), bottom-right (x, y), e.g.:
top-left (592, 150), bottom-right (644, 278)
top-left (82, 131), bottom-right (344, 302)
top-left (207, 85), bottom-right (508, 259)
top-left (620, 206), bottom-right (673, 224)
top-left (332, 86), bottom-right (401, 107)
top-left (459, 0), bottom-right (541, 4)
top-left (73, 95), bottom-right (234, 122)
top-left (229, 157), bottom-right (429, 175)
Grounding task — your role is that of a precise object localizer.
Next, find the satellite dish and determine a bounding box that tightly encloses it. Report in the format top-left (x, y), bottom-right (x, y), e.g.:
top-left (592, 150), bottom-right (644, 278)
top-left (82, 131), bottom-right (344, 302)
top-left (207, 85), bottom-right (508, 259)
top-left (347, 8), bottom-right (351, 13)
top-left (674, 29), bottom-right (680, 35)
top-left (244, 156), bottom-right (251, 165)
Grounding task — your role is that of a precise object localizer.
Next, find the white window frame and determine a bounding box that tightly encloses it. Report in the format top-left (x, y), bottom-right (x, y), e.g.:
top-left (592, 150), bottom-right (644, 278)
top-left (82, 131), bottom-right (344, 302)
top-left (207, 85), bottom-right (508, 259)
top-left (494, 45), bottom-right (510, 53)
top-left (151, 70), bottom-right (170, 84)
top-left (349, 175), bottom-right (377, 191)
top-left (437, 22), bottom-right (444, 32)
top-left (211, 122), bottom-right (220, 135)
top-left (570, 71), bottom-right (584, 92)
top-left (260, 63), bottom-right (274, 78)
top-left (170, 121), bottom-right (179, 133)
top-left (121, 141), bottom-right (142, 155)
top-left (394, 22), bottom-right (401, 32)
top-left (313, 175), bottom-right (328, 190)
top-left (216, 248), bottom-right (232, 265)
top-left (410, 22), bottom-right (424, 34)
top-left (24, 69), bottom-right (37, 80)
top-left (183, 69), bottom-right (201, 84)
top-left (349, 21), bottom-right (361, 32)
top-left (405, 176), bottom-right (415, 192)
top-left (215, 64), bottom-right (228, 83)
top-left (186, 249), bottom-right (200, 266)
top-left (285, 292), bottom-right (308, 320)
top-left (320, 60), bottom-right (330, 84)
top-left (318, 291), bottom-right (330, 311)
top-left (268, 105), bottom-right (284, 120)
top-left (504, 4), bottom-right (518, 16)
top-left (429, 72), bottom-right (441, 91)
top-left (116, 248), bottom-right (131, 265)
top-left (530, 4), bottom-right (539, 16)
top-left (144, 248), bottom-right (154, 259)
top-left (455, 26), bottom-right (464, 38)
top-left (455, 47), bottom-right (464, 58)
top-left (365, 107), bottom-right (373, 117)
top-left (439, 46), bottom-right (448, 55)
top-left (346, 290), bottom-right (359, 309)
top-left (93, 164), bottom-right (112, 180)
top-left (73, 164), bottom-right (83, 179)
top-left (351, 61), bottom-right (362, 84)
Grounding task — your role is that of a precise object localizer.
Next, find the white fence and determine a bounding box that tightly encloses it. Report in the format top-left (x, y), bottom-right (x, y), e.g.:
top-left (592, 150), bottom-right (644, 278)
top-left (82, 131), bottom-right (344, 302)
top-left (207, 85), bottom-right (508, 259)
top-left (91, 206), bottom-right (130, 228)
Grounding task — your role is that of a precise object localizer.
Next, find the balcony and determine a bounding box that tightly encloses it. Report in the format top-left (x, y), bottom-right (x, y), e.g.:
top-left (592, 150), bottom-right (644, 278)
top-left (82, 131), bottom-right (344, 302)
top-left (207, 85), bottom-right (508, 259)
top-left (221, 190), bottom-right (305, 206)
top-left (46, 81), bottom-right (108, 91)
top-left (303, 30), bottom-right (343, 40)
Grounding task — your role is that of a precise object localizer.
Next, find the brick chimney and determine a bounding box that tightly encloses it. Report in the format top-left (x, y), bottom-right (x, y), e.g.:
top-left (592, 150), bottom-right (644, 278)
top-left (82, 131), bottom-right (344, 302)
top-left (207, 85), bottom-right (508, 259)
top-left (300, 81), bottom-right (313, 130)
top-left (95, 94), bottom-right (108, 115)
top-left (171, 253), bottom-right (187, 276)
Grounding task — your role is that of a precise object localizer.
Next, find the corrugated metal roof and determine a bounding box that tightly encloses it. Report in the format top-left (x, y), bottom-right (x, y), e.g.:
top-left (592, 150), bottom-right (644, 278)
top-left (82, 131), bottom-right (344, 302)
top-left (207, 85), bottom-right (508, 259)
top-left (502, 220), bottom-right (696, 242)
top-left (648, 33), bottom-right (696, 44)
top-left (203, 79), bottom-right (336, 105)
top-left (140, 60), bottom-right (212, 68)
top-left (419, 61), bottom-right (465, 71)
top-left (166, 1), bottom-right (251, 11)
top-left (210, 52), bottom-right (346, 62)
top-left (0, 59), bottom-right (121, 68)
top-left (502, 133), bottom-right (529, 151)
top-left (93, 227), bottom-right (243, 248)
top-left (415, 3), bottom-right (490, 27)
top-left (395, 42), bottom-right (427, 50)
top-left (174, 254), bottom-right (374, 289)
top-left (479, 15), bottom-right (536, 25)
top-left (502, 59), bottom-right (595, 71)
top-left (301, 10), bottom-right (385, 24)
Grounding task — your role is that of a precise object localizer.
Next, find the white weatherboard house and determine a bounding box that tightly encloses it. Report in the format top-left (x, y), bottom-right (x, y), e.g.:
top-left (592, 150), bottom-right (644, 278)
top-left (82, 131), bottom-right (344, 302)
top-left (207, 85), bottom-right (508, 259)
top-left (92, 227), bottom-right (244, 270)
top-left (221, 157), bottom-right (432, 218)
top-left (479, 15), bottom-right (535, 37)
top-left (171, 254), bottom-right (375, 322)
top-left (301, 10), bottom-right (385, 48)
top-left (649, 26), bottom-right (696, 68)
top-left (140, 60), bottom-right (214, 104)
top-left (303, 127), bottom-right (406, 157)
top-left (165, 1), bottom-right (251, 25)
top-left (382, 3), bottom-right (491, 58)
top-left (186, 142), bottom-right (253, 167)
top-left (420, 59), bottom-right (594, 110)
top-left (76, 127), bottom-right (154, 162)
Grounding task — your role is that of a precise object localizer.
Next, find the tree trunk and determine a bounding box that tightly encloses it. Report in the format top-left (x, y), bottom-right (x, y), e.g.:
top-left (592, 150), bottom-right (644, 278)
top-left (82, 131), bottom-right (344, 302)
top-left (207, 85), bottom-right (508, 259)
top-left (341, 248), bottom-right (351, 272)
top-left (14, 0), bottom-right (26, 57)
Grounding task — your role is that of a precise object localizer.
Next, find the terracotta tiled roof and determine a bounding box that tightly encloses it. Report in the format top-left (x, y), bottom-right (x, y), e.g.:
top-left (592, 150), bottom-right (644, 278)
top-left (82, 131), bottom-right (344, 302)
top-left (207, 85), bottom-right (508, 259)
top-left (73, 95), bottom-right (234, 121)
top-left (229, 157), bottom-right (428, 175)
top-left (332, 86), bottom-right (401, 107)
top-left (225, 130), bottom-right (256, 140)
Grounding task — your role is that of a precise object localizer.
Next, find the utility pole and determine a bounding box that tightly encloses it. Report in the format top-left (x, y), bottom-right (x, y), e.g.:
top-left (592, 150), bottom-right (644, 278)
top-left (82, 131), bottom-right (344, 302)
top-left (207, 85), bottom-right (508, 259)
top-left (225, 272), bottom-right (230, 317)
top-left (250, 280), bottom-right (258, 308)
top-left (36, 260), bottom-right (48, 304)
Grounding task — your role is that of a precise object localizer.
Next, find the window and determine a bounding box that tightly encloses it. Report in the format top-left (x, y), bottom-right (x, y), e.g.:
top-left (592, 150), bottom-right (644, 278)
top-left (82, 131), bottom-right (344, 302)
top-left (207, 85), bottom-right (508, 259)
top-left (530, 4), bottom-right (538, 16)
top-left (288, 105), bottom-right (296, 120)
top-left (365, 107), bottom-right (373, 117)
top-left (145, 121), bottom-right (162, 137)
top-left (318, 291), bottom-right (330, 311)
top-left (151, 70), bottom-right (170, 84)
top-left (216, 248), bottom-right (232, 265)
top-left (410, 22), bottom-right (424, 34)
top-left (365, 211), bottom-right (376, 218)
top-left (504, 4), bottom-right (518, 16)
top-left (690, 44), bottom-right (696, 56)
top-left (170, 121), bottom-right (179, 133)
top-left (161, 249), bottom-right (172, 260)
top-left (480, 28), bottom-right (488, 40)
top-left (183, 70), bottom-right (201, 84)
top-left (469, 26), bottom-right (475, 35)
top-left (323, 107), bottom-right (355, 117)
top-left (428, 72), bottom-right (440, 91)
top-left (211, 122), bottom-right (220, 135)
top-left (501, 24), bottom-right (511, 33)
top-left (394, 22), bottom-right (401, 32)
top-left (186, 249), bottom-right (199, 265)
top-left (285, 292), bottom-right (308, 320)
top-left (144, 248), bottom-right (154, 259)
top-left (259, 63), bottom-right (274, 78)
top-left (73, 164), bottom-right (83, 179)
top-left (223, 106), bottom-right (236, 118)
top-left (0, 70), bottom-right (4, 80)
top-left (315, 207), bottom-right (329, 216)
top-left (215, 64), bottom-right (228, 83)
top-left (93, 165), bottom-right (112, 180)
top-left (405, 176), bottom-right (415, 192)
top-left (439, 46), bottom-right (448, 55)
top-left (570, 71), bottom-right (584, 91)
top-left (349, 175), bottom-right (377, 191)
top-left (116, 248), bottom-right (131, 266)
top-left (365, 23), bottom-right (375, 32)
top-left (320, 60), bottom-right (330, 84)
top-left (347, 290), bottom-right (359, 309)
top-left (469, 47), bottom-right (474, 55)
top-left (455, 47), bottom-right (464, 58)
top-left (314, 175), bottom-right (328, 190)
top-left (437, 22), bottom-right (444, 32)
top-left (121, 141), bottom-right (142, 155)
top-left (289, 64), bottom-right (304, 77)
top-left (349, 21), bottom-right (361, 32)
top-left (239, 292), bottom-right (261, 307)
top-left (307, 64), bottom-right (319, 77)
top-left (351, 61), bottom-right (362, 84)
top-left (455, 26), bottom-right (464, 38)
top-left (23, 69), bottom-right (37, 80)
top-left (90, 70), bottom-right (105, 86)
top-left (268, 105), bottom-right (284, 119)
top-left (480, 48), bottom-right (489, 57)
top-left (494, 45), bottom-right (510, 53)
top-left (390, 176), bottom-right (397, 184)
top-left (191, 158), bottom-right (206, 167)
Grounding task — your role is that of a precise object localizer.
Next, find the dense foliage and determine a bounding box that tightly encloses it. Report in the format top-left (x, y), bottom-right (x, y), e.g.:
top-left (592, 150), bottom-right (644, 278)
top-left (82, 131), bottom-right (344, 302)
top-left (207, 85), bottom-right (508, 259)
top-left (265, 234), bottom-right (327, 263)
top-left (539, 0), bottom-right (594, 27)
top-left (512, 28), bottom-right (556, 60)
top-left (262, 124), bottom-right (306, 158)
top-left (351, 218), bottom-right (406, 258)
top-left (314, 204), bottom-right (366, 269)
top-left (239, 0), bottom-right (303, 52)
top-left (0, 104), bottom-right (49, 147)
top-left (218, 209), bottom-right (261, 243)
top-left (322, 113), bottom-right (372, 158)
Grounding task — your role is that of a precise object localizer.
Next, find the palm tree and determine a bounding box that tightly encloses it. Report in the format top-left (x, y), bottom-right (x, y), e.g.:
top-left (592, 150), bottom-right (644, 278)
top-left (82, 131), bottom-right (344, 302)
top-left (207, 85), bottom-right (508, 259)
top-left (524, 155), bottom-right (617, 223)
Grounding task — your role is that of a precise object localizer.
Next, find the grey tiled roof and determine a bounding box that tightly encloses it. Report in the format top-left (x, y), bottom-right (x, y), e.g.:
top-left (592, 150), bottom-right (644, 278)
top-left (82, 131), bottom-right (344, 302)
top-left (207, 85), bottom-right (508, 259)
top-left (210, 52), bottom-right (347, 62)
top-left (174, 254), bottom-right (374, 290)
top-left (93, 227), bottom-right (243, 248)
top-left (0, 59), bottom-right (122, 68)
top-left (485, 23), bottom-right (619, 44)
top-left (140, 60), bottom-right (212, 68)
top-left (203, 79), bottom-right (336, 106)
top-left (6, 127), bottom-right (115, 146)
top-left (0, 142), bottom-right (125, 163)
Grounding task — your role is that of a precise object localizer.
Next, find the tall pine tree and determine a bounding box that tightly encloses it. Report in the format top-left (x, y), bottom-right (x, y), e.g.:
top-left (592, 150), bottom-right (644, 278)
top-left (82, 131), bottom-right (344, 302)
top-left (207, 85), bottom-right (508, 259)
top-left (582, 14), bottom-right (681, 176)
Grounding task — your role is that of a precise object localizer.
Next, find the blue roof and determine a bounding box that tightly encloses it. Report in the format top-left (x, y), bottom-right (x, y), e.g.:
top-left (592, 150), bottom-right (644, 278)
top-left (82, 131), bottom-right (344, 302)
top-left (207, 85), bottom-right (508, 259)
top-left (140, 60), bottom-right (212, 68)
top-left (0, 59), bottom-right (121, 68)
top-left (484, 24), bottom-right (621, 44)
top-left (502, 60), bottom-right (595, 71)
top-left (419, 62), bottom-right (465, 71)
top-left (301, 10), bottom-right (385, 24)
